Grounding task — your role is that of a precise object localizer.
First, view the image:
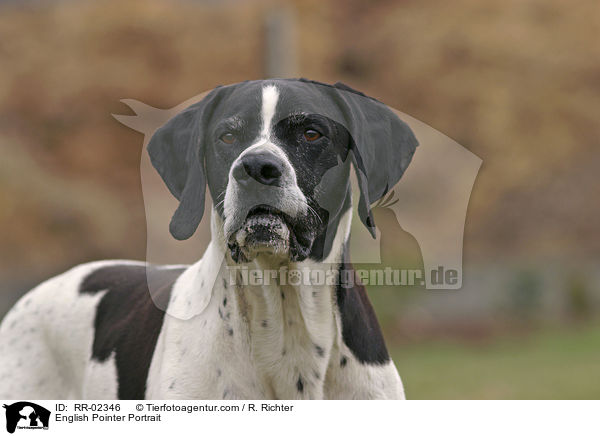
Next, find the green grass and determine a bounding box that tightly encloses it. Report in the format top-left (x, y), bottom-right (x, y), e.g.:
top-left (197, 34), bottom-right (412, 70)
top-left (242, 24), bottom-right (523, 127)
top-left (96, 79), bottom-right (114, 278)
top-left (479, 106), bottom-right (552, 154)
top-left (390, 322), bottom-right (600, 399)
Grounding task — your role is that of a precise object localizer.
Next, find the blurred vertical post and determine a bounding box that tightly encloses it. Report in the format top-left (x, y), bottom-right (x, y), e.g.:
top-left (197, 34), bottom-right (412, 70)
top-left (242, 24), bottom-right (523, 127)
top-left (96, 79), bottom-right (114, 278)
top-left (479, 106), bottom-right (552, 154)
top-left (264, 6), bottom-right (298, 78)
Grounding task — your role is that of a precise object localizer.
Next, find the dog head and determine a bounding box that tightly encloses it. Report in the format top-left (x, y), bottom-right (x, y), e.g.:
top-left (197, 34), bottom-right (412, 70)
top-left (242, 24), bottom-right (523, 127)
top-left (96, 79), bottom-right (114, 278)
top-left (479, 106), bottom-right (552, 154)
top-left (148, 79), bottom-right (417, 263)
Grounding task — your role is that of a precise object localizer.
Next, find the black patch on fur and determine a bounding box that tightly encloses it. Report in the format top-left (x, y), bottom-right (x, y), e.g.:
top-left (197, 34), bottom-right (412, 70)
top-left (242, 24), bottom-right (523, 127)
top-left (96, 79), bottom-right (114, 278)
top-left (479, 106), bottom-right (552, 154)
top-left (314, 344), bottom-right (324, 357)
top-left (80, 264), bottom-right (185, 399)
top-left (261, 320), bottom-right (268, 328)
top-left (223, 297), bottom-right (227, 307)
top-left (336, 244), bottom-right (390, 365)
top-left (340, 356), bottom-right (348, 367)
top-left (227, 327), bottom-right (234, 336)
top-left (297, 376), bottom-right (304, 393)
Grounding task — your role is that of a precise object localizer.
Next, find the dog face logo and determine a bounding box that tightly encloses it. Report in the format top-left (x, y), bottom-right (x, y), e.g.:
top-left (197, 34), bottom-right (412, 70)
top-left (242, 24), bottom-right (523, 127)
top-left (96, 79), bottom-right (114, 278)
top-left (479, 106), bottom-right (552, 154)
top-left (2, 402), bottom-right (50, 434)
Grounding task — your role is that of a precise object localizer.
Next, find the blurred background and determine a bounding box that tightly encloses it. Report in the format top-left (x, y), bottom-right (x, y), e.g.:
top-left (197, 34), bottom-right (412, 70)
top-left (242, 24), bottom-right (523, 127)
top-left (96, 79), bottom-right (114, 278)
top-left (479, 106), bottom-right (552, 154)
top-left (0, 0), bottom-right (598, 399)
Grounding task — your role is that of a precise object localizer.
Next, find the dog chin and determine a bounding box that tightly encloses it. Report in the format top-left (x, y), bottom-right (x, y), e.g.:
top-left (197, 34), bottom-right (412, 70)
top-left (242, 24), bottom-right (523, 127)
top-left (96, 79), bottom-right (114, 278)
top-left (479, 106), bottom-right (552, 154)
top-left (227, 213), bottom-right (291, 263)
top-left (225, 207), bottom-right (316, 263)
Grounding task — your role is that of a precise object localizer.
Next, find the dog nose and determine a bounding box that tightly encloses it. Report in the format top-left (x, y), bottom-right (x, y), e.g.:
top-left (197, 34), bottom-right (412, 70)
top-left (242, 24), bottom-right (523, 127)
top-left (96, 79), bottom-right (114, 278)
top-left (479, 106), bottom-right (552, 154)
top-left (233, 152), bottom-right (284, 186)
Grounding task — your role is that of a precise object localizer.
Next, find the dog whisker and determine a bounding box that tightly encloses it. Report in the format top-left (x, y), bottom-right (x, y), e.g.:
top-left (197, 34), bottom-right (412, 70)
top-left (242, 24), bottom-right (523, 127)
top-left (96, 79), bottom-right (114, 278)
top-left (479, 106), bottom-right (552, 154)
top-left (306, 204), bottom-right (323, 225)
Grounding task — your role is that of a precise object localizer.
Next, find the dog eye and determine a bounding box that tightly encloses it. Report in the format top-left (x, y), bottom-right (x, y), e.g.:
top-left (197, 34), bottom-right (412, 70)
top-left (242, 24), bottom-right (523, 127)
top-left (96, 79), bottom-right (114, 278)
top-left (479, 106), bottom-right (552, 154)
top-left (303, 129), bottom-right (321, 141)
top-left (220, 133), bottom-right (236, 144)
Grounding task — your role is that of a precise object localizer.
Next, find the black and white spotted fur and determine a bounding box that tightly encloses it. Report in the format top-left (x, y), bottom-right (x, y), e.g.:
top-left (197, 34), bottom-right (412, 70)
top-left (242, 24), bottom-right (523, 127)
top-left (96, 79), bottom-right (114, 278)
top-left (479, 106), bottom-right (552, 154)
top-left (0, 79), bottom-right (417, 399)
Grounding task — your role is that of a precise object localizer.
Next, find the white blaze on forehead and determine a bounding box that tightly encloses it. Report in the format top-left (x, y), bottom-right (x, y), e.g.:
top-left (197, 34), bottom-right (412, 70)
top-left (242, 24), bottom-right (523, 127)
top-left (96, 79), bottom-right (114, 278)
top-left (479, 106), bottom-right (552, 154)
top-left (260, 85), bottom-right (279, 138)
top-left (222, 82), bottom-right (307, 237)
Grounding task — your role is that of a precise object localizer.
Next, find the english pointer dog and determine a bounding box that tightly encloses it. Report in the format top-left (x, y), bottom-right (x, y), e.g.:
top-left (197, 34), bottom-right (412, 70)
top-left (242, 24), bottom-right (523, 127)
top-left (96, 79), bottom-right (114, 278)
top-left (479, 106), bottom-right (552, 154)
top-left (0, 79), bottom-right (417, 399)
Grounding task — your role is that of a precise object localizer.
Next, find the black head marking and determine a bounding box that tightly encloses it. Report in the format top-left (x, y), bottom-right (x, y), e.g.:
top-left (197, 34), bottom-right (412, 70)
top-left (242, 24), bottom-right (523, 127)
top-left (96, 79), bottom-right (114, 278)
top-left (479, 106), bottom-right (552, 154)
top-left (280, 78), bottom-right (418, 238)
top-left (147, 86), bottom-right (237, 240)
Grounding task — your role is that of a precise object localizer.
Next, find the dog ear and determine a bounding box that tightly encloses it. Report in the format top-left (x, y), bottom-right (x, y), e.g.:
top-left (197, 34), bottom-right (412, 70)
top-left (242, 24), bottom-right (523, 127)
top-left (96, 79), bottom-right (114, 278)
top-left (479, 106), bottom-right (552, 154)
top-left (147, 89), bottom-right (222, 240)
top-left (332, 82), bottom-right (418, 237)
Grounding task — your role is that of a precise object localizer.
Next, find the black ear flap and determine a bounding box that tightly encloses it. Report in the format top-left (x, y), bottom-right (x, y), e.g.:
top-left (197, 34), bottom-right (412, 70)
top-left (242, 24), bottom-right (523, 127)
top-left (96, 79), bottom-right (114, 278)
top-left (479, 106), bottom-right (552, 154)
top-left (147, 91), bottom-right (220, 240)
top-left (333, 83), bottom-right (418, 237)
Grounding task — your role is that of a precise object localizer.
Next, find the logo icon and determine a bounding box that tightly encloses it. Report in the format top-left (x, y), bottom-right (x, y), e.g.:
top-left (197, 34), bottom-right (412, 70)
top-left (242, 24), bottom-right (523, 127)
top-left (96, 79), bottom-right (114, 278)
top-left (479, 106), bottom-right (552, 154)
top-left (3, 402), bottom-right (50, 434)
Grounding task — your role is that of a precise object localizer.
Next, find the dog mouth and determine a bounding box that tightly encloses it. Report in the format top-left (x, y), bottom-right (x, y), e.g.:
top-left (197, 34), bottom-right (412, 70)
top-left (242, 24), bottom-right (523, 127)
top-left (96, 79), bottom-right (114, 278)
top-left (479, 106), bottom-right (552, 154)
top-left (227, 205), bottom-right (292, 262)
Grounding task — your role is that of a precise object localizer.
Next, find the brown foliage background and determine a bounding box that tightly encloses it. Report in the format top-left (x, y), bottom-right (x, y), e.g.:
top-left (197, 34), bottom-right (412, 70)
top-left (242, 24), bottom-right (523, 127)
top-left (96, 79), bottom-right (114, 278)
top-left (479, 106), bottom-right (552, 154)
top-left (0, 0), bottom-right (598, 283)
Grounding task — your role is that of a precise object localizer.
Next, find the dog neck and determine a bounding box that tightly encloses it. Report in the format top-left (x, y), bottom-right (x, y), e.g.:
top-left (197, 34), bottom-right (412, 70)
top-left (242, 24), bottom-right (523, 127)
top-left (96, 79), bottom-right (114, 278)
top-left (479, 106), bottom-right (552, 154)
top-left (206, 208), bottom-right (352, 399)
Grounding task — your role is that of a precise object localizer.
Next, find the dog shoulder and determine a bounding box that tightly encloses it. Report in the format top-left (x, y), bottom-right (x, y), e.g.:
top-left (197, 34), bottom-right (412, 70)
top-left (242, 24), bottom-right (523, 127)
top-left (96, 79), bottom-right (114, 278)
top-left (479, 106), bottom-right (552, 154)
top-left (0, 260), bottom-right (146, 398)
